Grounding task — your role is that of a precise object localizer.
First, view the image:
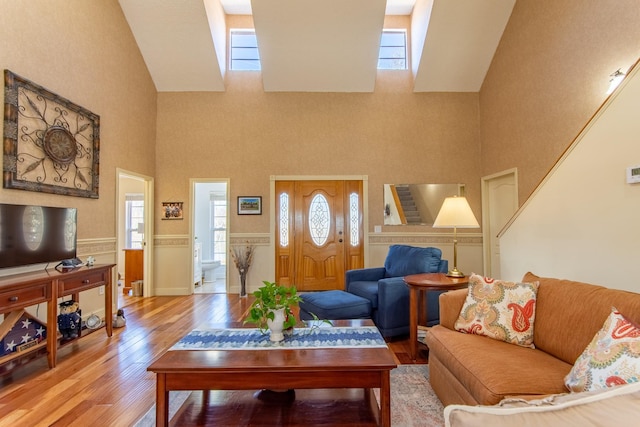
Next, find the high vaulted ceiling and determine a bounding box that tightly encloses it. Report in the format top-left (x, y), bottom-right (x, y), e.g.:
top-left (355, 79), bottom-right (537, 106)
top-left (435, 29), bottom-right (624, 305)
top-left (118, 0), bottom-right (515, 92)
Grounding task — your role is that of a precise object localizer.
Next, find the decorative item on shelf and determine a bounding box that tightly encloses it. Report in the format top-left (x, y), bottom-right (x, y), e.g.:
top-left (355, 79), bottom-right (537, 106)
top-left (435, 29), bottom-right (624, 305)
top-left (230, 244), bottom-right (255, 297)
top-left (113, 309), bottom-right (126, 328)
top-left (244, 281), bottom-right (303, 342)
top-left (432, 195), bottom-right (480, 277)
top-left (57, 300), bottom-right (81, 340)
top-left (85, 314), bottom-right (102, 330)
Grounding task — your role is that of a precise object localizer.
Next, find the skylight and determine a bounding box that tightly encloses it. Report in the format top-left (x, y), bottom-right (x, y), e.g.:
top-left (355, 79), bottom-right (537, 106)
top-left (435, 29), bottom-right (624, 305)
top-left (378, 30), bottom-right (407, 70)
top-left (230, 29), bottom-right (261, 71)
top-left (230, 28), bottom-right (407, 72)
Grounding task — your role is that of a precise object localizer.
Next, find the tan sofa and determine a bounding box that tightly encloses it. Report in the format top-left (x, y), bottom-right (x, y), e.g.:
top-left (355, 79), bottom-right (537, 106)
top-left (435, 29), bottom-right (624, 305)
top-left (425, 272), bottom-right (640, 407)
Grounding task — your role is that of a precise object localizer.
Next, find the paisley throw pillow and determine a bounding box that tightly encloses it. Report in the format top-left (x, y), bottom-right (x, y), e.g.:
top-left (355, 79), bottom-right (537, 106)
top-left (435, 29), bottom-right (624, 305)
top-left (565, 307), bottom-right (640, 392)
top-left (454, 274), bottom-right (539, 348)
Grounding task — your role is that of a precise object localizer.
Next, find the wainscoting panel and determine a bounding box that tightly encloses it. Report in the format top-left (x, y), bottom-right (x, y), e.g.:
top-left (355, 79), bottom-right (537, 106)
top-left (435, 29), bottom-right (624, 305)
top-left (152, 232), bottom-right (484, 296)
top-left (154, 235), bottom-right (191, 296)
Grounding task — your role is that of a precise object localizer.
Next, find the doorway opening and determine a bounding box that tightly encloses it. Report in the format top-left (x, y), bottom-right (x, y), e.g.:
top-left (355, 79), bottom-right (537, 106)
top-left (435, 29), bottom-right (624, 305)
top-left (116, 169), bottom-right (154, 308)
top-left (192, 179), bottom-right (229, 294)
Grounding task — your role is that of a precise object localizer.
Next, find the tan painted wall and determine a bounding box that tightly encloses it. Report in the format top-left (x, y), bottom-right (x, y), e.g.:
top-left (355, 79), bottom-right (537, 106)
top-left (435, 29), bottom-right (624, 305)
top-left (155, 84), bottom-right (481, 236)
top-left (480, 0), bottom-right (640, 204)
top-left (155, 13), bottom-right (481, 236)
top-left (153, 75), bottom-right (482, 293)
top-left (0, 0), bottom-right (157, 240)
top-left (500, 62), bottom-right (640, 292)
top-left (483, 0), bottom-right (640, 289)
top-left (0, 1), bottom-right (157, 318)
top-left (4, 1), bottom-right (638, 297)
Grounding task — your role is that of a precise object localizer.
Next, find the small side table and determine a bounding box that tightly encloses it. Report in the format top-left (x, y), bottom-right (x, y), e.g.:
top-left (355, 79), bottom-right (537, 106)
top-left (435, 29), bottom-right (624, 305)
top-left (404, 273), bottom-right (469, 360)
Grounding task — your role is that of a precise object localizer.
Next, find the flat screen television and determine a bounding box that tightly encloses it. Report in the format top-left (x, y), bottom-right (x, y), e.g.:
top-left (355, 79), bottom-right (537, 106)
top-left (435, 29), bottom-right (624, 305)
top-left (0, 203), bottom-right (77, 269)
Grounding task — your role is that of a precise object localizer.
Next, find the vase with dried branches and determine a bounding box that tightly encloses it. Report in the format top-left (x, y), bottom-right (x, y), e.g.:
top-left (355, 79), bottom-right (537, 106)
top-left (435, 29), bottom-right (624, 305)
top-left (230, 244), bottom-right (255, 297)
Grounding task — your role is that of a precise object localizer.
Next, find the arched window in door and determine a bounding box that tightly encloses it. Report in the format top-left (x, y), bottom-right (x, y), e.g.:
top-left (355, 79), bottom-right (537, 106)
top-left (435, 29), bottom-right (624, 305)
top-left (308, 194), bottom-right (330, 246)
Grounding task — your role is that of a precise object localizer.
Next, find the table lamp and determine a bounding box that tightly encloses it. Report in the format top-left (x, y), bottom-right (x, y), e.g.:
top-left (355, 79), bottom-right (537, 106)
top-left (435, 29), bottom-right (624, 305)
top-left (433, 196), bottom-right (479, 277)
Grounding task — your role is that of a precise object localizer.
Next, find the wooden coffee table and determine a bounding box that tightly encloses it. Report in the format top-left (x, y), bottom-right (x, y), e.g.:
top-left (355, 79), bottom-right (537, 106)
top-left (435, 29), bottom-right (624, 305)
top-left (404, 273), bottom-right (469, 360)
top-left (148, 319), bottom-right (396, 427)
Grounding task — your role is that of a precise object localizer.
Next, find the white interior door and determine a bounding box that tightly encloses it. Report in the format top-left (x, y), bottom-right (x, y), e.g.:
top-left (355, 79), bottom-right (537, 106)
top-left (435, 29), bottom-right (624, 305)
top-left (482, 169), bottom-right (518, 277)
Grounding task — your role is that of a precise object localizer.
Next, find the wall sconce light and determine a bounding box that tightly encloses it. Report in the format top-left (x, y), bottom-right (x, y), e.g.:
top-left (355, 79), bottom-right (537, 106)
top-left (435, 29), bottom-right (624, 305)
top-left (606, 69), bottom-right (626, 95)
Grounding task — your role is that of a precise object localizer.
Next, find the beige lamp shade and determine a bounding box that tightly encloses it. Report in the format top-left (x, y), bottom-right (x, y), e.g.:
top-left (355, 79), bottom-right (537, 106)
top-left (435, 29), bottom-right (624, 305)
top-left (433, 196), bottom-right (479, 229)
top-left (432, 196), bottom-right (478, 277)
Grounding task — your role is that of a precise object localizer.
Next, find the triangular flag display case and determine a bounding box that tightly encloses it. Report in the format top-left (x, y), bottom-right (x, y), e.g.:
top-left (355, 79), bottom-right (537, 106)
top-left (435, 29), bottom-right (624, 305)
top-left (0, 309), bottom-right (48, 357)
top-left (0, 310), bottom-right (49, 373)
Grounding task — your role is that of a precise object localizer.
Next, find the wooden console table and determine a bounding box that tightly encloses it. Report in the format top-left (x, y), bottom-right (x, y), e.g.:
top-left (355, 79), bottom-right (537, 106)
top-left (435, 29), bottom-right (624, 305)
top-left (0, 264), bottom-right (115, 369)
top-left (403, 273), bottom-right (469, 360)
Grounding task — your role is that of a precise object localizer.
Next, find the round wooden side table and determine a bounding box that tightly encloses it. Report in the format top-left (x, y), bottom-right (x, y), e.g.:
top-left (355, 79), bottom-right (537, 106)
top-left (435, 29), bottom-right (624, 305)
top-left (403, 273), bottom-right (469, 360)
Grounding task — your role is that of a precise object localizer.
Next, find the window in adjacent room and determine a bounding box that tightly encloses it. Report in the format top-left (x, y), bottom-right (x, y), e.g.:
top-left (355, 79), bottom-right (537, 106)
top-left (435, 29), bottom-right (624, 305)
top-left (125, 194), bottom-right (144, 249)
top-left (209, 192), bottom-right (228, 266)
top-left (378, 29), bottom-right (407, 70)
top-left (230, 29), bottom-right (261, 70)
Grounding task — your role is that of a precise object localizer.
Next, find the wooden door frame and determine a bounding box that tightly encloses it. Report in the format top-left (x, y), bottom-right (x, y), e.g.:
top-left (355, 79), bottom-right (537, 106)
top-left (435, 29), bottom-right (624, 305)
top-left (269, 175), bottom-right (369, 283)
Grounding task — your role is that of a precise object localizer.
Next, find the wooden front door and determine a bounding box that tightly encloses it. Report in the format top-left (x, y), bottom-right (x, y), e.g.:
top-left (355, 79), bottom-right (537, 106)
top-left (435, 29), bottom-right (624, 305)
top-left (275, 180), bottom-right (364, 291)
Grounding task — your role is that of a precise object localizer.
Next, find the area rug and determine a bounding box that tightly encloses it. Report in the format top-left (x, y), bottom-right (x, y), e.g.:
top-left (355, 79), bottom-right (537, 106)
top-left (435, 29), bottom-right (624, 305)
top-left (134, 364), bottom-right (444, 427)
top-left (376, 364), bottom-right (445, 427)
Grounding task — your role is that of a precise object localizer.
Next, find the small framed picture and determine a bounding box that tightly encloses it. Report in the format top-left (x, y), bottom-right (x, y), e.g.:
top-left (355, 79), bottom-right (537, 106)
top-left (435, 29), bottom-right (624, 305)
top-left (161, 202), bottom-right (184, 220)
top-left (238, 196), bottom-right (262, 215)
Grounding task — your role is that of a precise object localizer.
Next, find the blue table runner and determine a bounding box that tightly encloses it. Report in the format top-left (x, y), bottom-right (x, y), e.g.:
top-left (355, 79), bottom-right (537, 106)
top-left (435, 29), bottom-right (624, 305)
top-left (170, 325), bottom-right (387, 350)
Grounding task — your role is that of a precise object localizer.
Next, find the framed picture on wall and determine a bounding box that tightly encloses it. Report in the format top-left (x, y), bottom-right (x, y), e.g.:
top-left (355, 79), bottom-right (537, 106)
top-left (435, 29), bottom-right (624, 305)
top-left (161, 202), bottom-right (183, 220)
top-left (238, 196), bottom-right (262, 215)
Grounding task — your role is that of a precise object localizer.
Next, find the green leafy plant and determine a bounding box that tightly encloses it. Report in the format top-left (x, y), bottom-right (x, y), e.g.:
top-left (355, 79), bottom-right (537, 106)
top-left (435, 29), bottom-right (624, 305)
top-left (244, 281), bottom-right (303, 333)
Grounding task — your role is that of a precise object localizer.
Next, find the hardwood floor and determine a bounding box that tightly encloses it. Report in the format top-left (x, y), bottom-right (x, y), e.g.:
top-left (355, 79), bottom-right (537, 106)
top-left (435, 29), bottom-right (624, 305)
top-left (0, 294), bottom-right (427, 426)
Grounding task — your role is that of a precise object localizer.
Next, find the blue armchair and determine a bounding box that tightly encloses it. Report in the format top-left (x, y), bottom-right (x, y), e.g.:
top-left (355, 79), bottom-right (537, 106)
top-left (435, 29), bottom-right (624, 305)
top-left (345, 245), bottom-right (448, 338)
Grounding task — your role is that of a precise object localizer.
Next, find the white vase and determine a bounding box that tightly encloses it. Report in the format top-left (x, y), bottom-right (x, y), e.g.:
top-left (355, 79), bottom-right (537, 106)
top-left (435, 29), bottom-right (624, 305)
top-left (267, 308), bottom-right (286, 342)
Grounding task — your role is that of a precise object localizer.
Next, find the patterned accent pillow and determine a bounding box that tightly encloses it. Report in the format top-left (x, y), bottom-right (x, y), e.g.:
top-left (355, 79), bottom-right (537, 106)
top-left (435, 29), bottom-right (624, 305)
top-left (454, 274), bottom-right (539, 348)
top-left (565, 307), bottom-right (640, 392)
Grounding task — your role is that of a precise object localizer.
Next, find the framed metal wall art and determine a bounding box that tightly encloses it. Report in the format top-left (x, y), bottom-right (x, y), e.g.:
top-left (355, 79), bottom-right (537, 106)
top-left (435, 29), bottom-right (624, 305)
top-left (3, 70), bottom-right (100, 198)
